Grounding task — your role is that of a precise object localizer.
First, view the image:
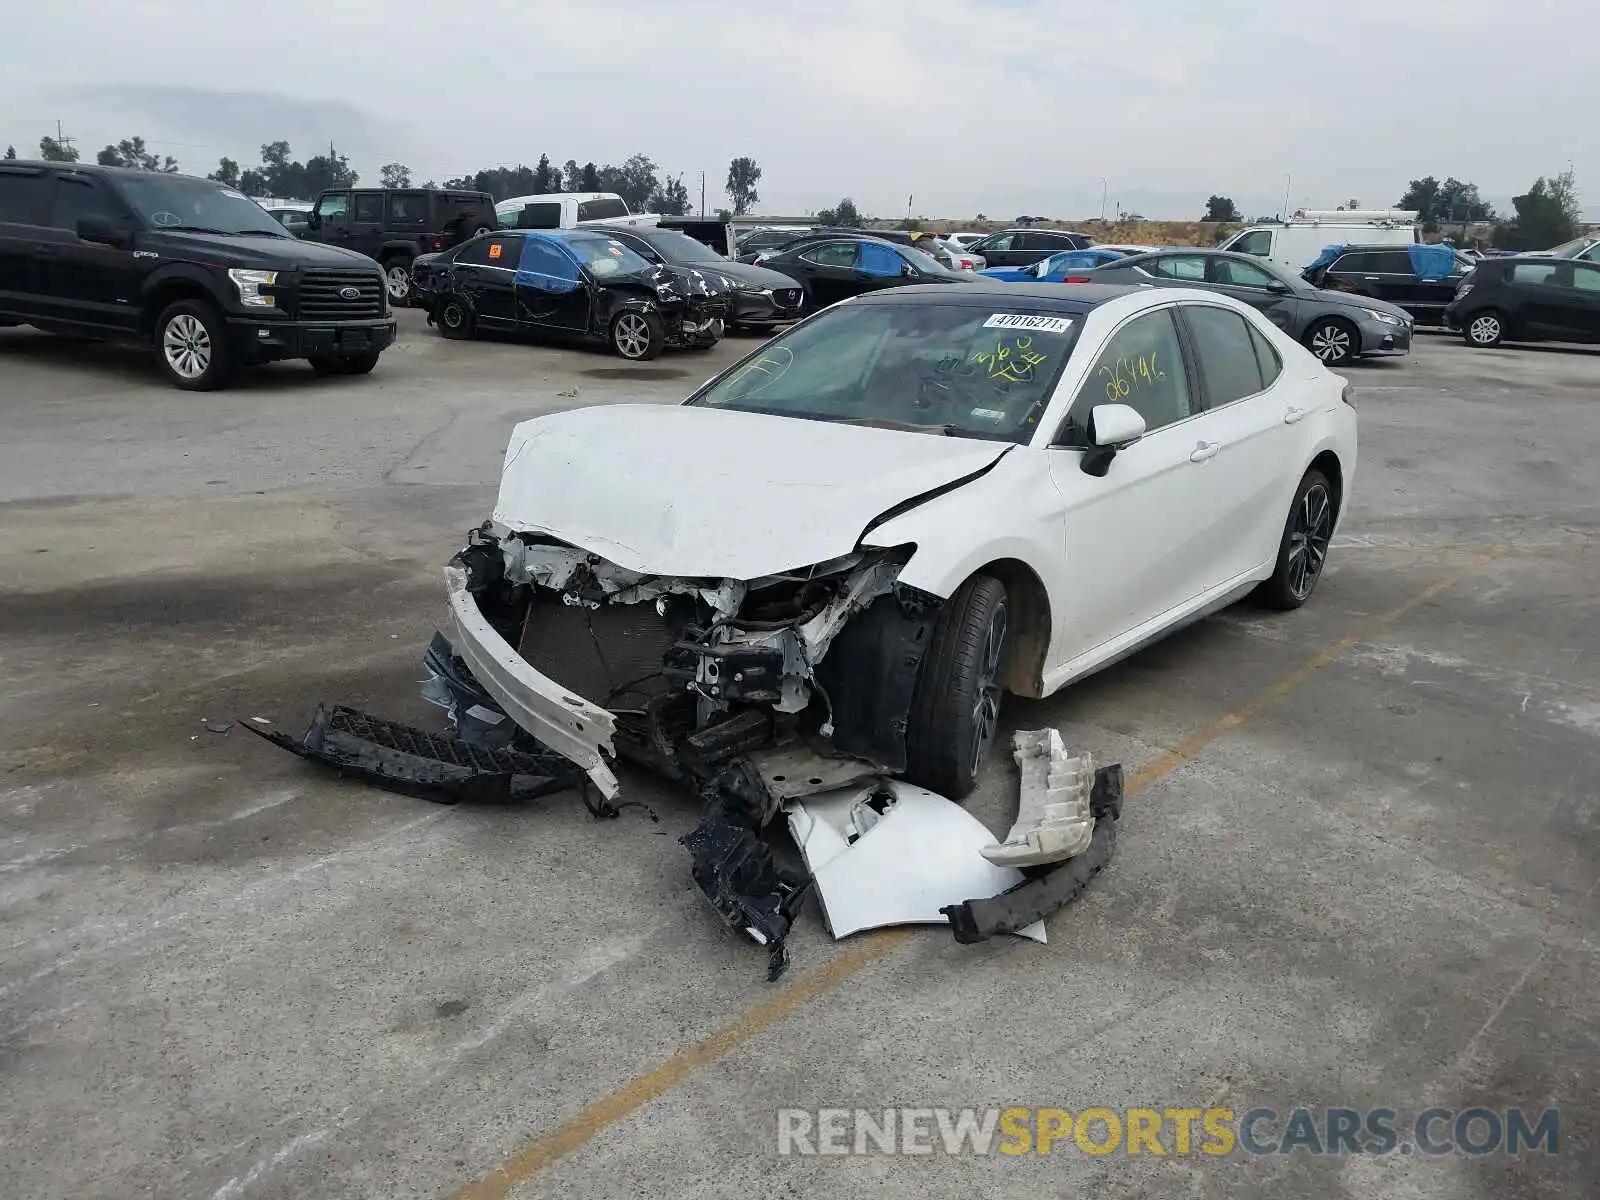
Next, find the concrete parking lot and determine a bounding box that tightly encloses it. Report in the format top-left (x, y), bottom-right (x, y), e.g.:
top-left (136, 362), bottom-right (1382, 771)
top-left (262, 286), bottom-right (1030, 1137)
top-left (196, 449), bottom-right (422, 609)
top-left (2, 313), bottom-right (1596, 1199)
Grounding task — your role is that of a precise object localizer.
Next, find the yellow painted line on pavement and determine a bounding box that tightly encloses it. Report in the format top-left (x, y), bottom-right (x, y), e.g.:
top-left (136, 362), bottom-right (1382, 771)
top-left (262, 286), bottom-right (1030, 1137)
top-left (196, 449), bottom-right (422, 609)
top-left (450, 545), bottom-right (1508, 1200)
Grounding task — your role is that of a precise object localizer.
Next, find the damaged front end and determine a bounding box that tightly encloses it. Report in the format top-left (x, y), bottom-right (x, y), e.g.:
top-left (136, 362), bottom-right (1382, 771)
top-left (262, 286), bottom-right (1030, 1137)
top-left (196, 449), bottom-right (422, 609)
top-left (642, 267), bottom-right (732, 348)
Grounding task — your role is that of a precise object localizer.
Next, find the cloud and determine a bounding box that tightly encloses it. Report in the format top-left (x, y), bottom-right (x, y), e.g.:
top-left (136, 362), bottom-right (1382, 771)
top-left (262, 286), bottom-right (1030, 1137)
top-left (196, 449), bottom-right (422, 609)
top-left (0, 0), bottom-right (1591, 219)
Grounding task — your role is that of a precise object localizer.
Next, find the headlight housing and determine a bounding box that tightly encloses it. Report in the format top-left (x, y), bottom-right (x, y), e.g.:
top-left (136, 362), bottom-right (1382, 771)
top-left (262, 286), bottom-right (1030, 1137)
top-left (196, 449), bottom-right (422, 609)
top-left (1361, 308), bottom-right (1402, 326)
top-left (228, 268), bottom-right (279, 309)
top-left (735, 284), bottom-right (771, 295)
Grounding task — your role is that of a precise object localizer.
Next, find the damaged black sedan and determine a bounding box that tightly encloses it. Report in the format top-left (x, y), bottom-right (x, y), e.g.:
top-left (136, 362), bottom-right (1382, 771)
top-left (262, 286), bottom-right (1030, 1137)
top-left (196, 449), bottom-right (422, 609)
top-left (411, 229), bottom-right (731, 359)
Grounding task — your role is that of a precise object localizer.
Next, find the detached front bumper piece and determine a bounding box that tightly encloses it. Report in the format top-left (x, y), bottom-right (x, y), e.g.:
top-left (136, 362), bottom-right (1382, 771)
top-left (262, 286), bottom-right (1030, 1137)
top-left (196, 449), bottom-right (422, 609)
top-left (245, 703), bottom-right (583, 805)
top-left (682, 815), bottom-right (812, 982)
top-left (941, 764), bottom-right (1123, 943)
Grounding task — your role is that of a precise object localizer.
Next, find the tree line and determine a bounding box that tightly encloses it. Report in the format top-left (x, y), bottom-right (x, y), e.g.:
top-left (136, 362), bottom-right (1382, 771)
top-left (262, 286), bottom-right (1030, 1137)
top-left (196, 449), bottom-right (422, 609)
top-left (1200, 170), bottom-right (1583, 250)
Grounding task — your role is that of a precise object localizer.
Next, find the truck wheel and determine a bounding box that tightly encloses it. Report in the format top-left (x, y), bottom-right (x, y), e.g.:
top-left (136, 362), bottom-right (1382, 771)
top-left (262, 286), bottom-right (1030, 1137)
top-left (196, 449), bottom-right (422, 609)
top-left (309, 350), bottom-right (382, 376)
top-left (610, 310), bottom-right (663, 360)
top-left (903, 574), bottom-right (1009, 800)
top-left (383, 257), bottom-right (414, 306)
top-left (436, 296), bottom-right (475, 340)
top-left (155, 299), bottom-right (237, 391)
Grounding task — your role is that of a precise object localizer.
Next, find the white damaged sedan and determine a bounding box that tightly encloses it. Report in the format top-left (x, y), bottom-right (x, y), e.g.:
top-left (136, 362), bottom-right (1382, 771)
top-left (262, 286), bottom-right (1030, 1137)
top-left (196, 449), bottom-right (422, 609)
top-left (436, 282), bottom-right (1356, 807)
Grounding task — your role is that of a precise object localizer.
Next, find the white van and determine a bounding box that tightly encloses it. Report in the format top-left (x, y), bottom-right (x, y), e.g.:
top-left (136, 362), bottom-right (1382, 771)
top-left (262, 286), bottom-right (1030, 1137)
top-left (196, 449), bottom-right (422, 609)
top-left (494, 191), bottom-right (661, 231)
top-left (1219, 209), bottom-right (1419, 273)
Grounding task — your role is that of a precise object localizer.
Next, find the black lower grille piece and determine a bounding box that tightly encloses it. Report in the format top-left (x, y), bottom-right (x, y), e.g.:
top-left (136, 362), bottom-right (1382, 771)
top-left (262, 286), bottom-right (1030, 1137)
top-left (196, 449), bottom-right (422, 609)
top-left (245, 703), bottom-right (582, 804)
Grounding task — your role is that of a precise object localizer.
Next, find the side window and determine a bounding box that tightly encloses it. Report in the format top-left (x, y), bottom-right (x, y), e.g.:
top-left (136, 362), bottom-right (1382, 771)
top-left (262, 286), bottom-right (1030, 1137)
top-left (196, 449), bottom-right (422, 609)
top-left (800, 241), bottom-right (861, 268)
top-left (47, 178), bottom-right (120, 232)
top-left (456, 236), bottom-right (518, 266)
top-left (1018, 231), bottom-right (1059, 252)
top-left (352, 193), bottom-right (385, 222)
top-left (1230, 229), bottom-right (1272, 257)
top-left (314, 192), bottom-right (349, 221)
top-left (1371, 250), bottom-right (1412, 274)
top-left (1183, 305), bottom-right (1265, 406)
top-left (1570, 264), bottom-right (1600, 292)
top-left (513, 203), bottom-right (562, 229)
top-left (386, 191), bottom-right (429, 226)
top-left (1150, 255), bottom-right (1207, 281)
top-left (1212, 257), bottom-right (1278, 288)
top-left (1510, 262), bottom-right (1559, 286)
top-left (516, 238), bottom-right (580, 285)
top-left (978, 232), bottom-right (1018, 252)
top-left (858, 241), bottom-right (903, 277)
top-left (1330, 252), bottom-right (1368, 273)
top-left (0, 169), bottom-right (50, 222)
top-left (1248, 323), bottom-right (1283, 387)
top-left (1070, 310), bottom-right (1195, 436)
top-left (1579, 243), bottom-right (1600, 263)
top-left (576, 198), bottom-right (627, 222)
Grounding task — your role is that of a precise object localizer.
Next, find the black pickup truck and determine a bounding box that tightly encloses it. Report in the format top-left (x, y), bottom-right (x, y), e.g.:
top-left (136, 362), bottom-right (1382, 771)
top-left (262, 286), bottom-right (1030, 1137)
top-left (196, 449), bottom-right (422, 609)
top-left (0, 162), bottom-right (396, 389)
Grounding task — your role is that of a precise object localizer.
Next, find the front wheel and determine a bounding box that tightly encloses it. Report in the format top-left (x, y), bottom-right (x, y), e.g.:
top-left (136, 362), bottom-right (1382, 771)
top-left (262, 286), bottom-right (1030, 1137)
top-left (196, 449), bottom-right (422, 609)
top-left (609, 310), bottom-right (663, 361)
top-left (309, 350), bottom-right (381, 376)
top-left (1463, 310), bottom-right (1505, 347)
top-left (383, 257), bottom-right (414, 307)
top-left (1304, 317), bottom-right (1358, 366)
top-left (904, 574), bottom-right (1009, 800)
top-left (1254, 468), bottom-right (1336, 610)
top-left (155, 299), bottom-right (237, 391)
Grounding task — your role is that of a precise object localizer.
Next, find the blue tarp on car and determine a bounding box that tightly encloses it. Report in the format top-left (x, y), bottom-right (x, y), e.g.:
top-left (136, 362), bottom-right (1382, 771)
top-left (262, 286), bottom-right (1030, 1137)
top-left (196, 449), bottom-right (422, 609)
top-left (1304, 244), bottom-right (1346, 273)
top-left (1408, 243), bottom-right (1457, 280)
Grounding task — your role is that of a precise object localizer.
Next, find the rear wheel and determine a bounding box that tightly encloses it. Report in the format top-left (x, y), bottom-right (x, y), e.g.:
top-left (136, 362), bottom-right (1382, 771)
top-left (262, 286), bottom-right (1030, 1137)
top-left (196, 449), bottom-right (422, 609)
top-left (1303, 317), bottom-right (1359, 366)
top-left (1463, 309), bottom-right (1505, 347)
top-left (436, 296), bottom-right (475, 340)
top-left (904, 574), bottom-right (1009, 800)
top-left (1254, 468), bottom-right (1336, 610)
top-left (382, 257), bottom-right (414, 307)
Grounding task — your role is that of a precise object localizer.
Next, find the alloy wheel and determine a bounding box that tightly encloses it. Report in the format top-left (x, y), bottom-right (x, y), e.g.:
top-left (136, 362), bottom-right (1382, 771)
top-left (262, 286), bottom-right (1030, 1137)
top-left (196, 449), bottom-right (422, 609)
top-left (162, 313), bottom-right (212, 381)
top-left (1469, 314), bottom-right (1501, 345)
top-left (1285, 483), bottom-right (1333, 601)
top-left (970, 603), bottom-right (1008, 776)
top-left (441, 302), bottom-right (464, 329)
top-left (1309, 323), bottom-right (1351, 364)
top-left (386, 266), bottom-right (411, 302)
top-left (614, 313), bottom-right (651, 359)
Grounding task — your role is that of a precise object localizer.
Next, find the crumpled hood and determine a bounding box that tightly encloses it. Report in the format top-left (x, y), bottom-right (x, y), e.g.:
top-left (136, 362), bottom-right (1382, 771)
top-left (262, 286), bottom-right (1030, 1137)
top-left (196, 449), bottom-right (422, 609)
top-left (687, 260), bottom-right (802, 291)
top-left (491, 403), bottom-right (1011, 578)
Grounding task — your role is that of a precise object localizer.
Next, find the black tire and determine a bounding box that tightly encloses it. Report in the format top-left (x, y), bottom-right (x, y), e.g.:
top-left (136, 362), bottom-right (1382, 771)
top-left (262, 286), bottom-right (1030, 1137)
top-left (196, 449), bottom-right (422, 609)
top-left (382, 256), bottom-right (414, 307)
top-left (154, 298), bottom-right (237, 391)
top-left (1462, 309), bottom-right (1506, 348)
top-left (1254, 468), bottom-right (1336, 610)
top-left (904, 574), bottom-right (1009, 799)
top-left (435, 296), bottom-right (475, 340)
top-left (309, 350), bottom-right (381, 376)
top-left (609, 310), bottom-right (664, 361)
top-left (1303, 317), bottom-right (1359, 366)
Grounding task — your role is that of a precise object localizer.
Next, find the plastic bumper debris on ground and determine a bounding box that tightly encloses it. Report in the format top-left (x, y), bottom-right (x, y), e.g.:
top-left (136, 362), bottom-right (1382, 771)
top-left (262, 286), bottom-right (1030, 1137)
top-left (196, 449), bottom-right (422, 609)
top-left (982, 728), bottom-right (1097, 868)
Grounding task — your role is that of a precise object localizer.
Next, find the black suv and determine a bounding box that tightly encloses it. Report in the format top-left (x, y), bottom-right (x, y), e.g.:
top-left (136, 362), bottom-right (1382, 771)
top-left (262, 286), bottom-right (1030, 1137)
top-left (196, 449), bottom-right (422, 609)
top-left (1304, 244), bottom-right (1475, 324)
top-left (0, 162), bottom-right (395, 390)
top-left (302, 187), bottom-right (496, 304)
top-left (964, 227), bottom-right (1092, 267)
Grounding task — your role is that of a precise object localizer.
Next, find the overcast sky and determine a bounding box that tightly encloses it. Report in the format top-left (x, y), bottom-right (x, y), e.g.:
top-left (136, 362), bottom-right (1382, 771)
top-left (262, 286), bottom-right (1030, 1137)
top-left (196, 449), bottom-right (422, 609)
top-left (1, 0), bottom-right (1592, 221)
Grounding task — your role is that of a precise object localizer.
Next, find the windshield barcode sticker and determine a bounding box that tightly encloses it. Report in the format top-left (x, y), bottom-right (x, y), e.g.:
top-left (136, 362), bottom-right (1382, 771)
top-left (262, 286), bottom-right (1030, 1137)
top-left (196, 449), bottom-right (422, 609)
top-left (984, 313), bottom-right (1074, 333)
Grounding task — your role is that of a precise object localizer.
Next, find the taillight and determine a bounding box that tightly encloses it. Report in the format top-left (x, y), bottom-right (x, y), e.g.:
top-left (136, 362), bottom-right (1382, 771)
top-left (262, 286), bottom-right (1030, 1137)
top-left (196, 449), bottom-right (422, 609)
top-left (1064, 275), bottom-right (1092, 284)
top-left (1341, 382), bottom-right (1355, 408)
top-left (428, 235), bottom-right (444, 250)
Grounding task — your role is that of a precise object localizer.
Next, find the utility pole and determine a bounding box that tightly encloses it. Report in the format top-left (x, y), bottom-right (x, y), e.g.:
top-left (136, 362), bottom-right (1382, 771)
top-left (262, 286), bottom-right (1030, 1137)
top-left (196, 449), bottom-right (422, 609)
top-left (905, 193), bottom-right (914, 224)
top-left (54, 120), bottom-right (76, 158)
top-left (1281, 174), bottom-right (1292, 221)
top-left (1100, 177), bottom-right (1107, 222)
top-left (699, 171), bottom-right (706, 217)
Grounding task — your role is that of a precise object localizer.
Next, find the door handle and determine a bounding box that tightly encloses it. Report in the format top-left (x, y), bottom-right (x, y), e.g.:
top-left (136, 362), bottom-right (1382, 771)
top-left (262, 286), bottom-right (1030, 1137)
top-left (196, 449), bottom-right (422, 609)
top-left (1283, 406), bottom-right (1308, 424)
top-left (1363, 275), bottom-right (1381, 281)
top-left (1189, 441), bottom-right (1220, 462)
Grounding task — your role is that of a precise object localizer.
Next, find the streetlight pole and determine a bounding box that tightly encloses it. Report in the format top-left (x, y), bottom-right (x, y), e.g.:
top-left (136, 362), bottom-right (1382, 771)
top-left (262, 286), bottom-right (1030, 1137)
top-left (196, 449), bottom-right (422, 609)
top-left (1100, 177), bottom-right (1107, 222)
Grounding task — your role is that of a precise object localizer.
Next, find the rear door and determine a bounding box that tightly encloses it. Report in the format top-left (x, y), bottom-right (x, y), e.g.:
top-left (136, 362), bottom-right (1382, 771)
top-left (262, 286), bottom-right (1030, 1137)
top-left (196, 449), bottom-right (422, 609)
top-left (1175, 302), bottom-right (1309, 582)
top-left (450, 234), bottom-right (522, 325)
top-left (1363, 249), bottom-right (1420, 311)
top-left (0, 165), bottom-right (52, 318)
top-left (33, 172), bottom-right (144, 332)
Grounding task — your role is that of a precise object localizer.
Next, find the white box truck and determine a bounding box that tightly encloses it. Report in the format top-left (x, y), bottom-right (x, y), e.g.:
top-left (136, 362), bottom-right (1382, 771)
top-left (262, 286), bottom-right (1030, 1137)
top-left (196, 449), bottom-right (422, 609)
top-left (1219, 209), bottom-right (1420, 273)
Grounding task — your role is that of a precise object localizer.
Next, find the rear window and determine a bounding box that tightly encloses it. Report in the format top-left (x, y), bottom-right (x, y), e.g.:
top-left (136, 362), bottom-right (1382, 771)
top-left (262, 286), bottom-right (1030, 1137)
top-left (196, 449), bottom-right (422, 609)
top-left (576, 198), bottom-right (628, 222)
top-left (689, 302), bottom-right (1084, 443)
top-left (386, 191), bottom-right (429, 226)
top-left (508, 203), bottom-right (562, 229)
top-left (0, 169), bottom-right (50, 222)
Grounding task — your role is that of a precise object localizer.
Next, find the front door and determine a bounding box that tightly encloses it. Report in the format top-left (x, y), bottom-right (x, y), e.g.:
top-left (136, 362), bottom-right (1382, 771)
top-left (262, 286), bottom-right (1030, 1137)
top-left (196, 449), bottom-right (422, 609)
top-left (1046, 307), bottom-right (1229, 669)
top-left (311, 191), bottom-right (352, 249)
top-left (1203, 254), bottom-right (1298, 332)
top-left (33, 173), bottom-right (143, 332)
top-left (513, 237), bottom-right (591, 333)
top-left (974, 231), bottom-right (1026, 267)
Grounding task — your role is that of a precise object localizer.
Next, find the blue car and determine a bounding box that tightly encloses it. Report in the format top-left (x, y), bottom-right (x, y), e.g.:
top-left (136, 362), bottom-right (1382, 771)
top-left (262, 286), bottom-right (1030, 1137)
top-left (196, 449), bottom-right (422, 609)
top-left (979, 248), bottom-right (1130, 284)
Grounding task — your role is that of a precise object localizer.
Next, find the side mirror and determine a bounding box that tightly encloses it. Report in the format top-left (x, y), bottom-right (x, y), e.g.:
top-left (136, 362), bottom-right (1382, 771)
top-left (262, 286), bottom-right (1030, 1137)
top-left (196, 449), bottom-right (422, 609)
top-left (305, 213), bottom-right (321, 230)
top-left (1265, 279), bottom-right (1291, 294)
top-left (1080, 403), bottom-right (1145, 477)
top-left (76, 215), bottom-right (130, 248)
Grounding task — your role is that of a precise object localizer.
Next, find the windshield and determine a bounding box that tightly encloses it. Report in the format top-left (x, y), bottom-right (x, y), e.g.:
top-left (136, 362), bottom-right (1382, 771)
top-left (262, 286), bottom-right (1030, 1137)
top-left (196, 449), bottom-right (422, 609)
top-left (118, 175), bottom-right (289, 236)
top-left (1547, 236), bottom-right (1597, 258)
top-left (643, 229), bottom-right (725, 264)
top-left (687, 301), bottom-right (1082, 442)
top-left (562, 235), bottom-right (654, 277)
